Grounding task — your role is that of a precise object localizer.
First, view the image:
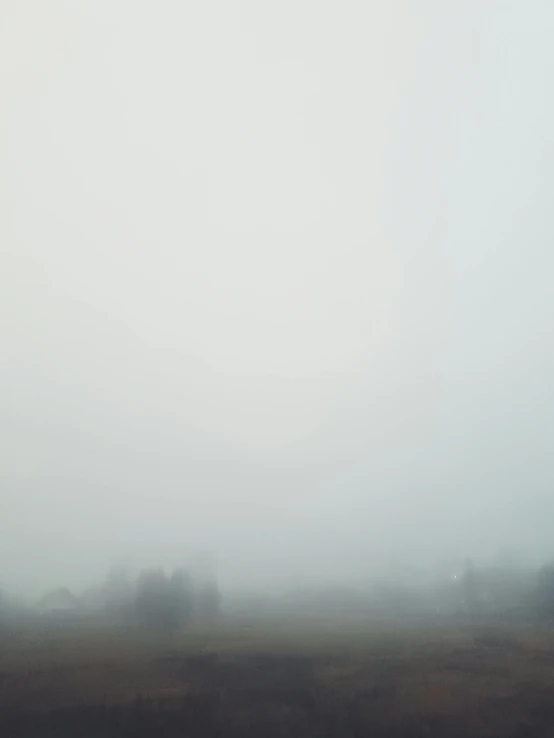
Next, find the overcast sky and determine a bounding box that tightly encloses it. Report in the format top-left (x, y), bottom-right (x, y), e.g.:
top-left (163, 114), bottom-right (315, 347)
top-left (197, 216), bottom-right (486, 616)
top-left (2, 1), bottom-right (554, 596)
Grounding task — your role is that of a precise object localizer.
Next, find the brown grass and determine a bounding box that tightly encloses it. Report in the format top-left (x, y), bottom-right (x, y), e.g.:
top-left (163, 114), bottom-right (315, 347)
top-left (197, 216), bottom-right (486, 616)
top-left (1, 619), bottom-right (554, 736)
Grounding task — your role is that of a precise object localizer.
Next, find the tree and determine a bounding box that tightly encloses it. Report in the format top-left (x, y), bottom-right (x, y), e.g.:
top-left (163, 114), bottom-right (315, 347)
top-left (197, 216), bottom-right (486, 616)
top-left (103, 565), bottom-right (134, 623)
top-left (135, 568), bottom-right (194, 630)
top-left (461, 558), bottom-right (480, 617)
top-left (536, 564), bottom-right (554, 622)
top-left (0, 589), bottom-right (7, 627)
top-left (168, 568), bottom-right (193, 625)
top-left (195, 581), bottom-right (221, 622)
top-left (135, 569), bottom-right (173, 630)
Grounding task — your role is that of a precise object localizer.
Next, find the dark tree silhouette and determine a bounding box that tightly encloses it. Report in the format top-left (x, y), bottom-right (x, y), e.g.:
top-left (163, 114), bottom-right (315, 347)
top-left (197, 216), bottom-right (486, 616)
top-left (195, 581), bottom-right (221, 622)
top-left (135, 568), bottom-right (195, 630)
top-left (169, 568), bottom-right (194, 625)
top-left (461, 558), bottom-right (479, 617)
top-left (135, 569), bottom-right (173, 630)
top-left (536, 564), bottom-right (554, 621)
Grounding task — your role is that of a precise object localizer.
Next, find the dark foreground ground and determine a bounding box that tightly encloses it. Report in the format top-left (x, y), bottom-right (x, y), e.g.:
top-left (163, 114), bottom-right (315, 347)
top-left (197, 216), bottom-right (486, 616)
top-left (2, 620), bottom-right (554, 737)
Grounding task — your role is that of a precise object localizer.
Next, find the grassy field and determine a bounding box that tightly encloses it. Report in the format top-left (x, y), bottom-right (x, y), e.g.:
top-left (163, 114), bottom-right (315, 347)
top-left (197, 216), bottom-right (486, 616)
top-left (2, 618), bottom-right (554, 736)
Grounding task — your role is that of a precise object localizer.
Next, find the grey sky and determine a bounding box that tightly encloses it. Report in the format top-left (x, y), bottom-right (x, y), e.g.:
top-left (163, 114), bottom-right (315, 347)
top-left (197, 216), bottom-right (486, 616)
top-left (2, 1), bottom-right (554, 596)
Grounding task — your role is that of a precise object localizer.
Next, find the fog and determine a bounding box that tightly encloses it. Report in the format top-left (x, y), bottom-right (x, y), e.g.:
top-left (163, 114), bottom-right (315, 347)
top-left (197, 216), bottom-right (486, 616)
top-left (2, 1), bottom-right (554, 598)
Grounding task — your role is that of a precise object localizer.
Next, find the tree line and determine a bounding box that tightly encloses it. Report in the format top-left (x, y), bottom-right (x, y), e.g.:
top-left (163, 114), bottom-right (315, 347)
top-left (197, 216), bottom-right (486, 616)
top-left (102, 565), bottom-right (221, 630)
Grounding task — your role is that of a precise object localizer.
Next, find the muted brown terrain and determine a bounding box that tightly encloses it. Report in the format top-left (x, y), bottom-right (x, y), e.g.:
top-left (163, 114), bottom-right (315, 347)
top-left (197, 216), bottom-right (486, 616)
top-left (2, 621), bottom-right (554, 736)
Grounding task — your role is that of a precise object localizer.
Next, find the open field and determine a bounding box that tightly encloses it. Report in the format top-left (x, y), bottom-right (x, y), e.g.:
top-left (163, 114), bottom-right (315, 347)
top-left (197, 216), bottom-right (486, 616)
top-left (2, 619), bottom-right (554, 736)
